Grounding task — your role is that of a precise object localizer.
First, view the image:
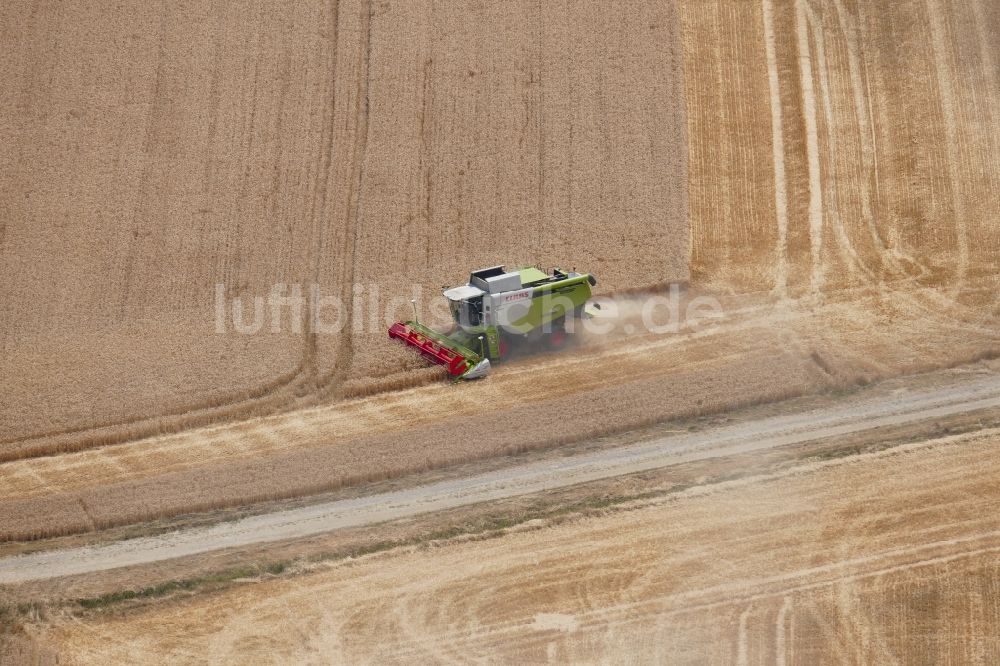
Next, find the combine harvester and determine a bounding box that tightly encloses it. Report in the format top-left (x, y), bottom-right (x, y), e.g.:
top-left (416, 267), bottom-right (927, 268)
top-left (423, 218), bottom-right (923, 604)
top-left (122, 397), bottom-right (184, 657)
top-left (389, 266), bottom-right (598, 380)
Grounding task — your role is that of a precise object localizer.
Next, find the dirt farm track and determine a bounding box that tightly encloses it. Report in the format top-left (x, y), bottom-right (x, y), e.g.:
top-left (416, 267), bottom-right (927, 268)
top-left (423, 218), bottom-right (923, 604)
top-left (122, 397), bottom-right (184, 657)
top-left (24, 419), bottom-right (1000, 664)
top-left (1, 0), bottom-right (999, 662)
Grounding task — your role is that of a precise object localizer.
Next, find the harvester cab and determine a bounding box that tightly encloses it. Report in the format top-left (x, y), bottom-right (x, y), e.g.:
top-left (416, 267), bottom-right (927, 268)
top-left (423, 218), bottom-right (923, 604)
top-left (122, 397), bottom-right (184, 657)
top-left (389, 266), bottom-right (597, 380)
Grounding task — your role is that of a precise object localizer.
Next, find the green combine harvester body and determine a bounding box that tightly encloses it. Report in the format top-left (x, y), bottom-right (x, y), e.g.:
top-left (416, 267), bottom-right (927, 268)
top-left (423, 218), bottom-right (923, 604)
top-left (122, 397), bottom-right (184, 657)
top-left (389, 266), bottom-right (597, 379)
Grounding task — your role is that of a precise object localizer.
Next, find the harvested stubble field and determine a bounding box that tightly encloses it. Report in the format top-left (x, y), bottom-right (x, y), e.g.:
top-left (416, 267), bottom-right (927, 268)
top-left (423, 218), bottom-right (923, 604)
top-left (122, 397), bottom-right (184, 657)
top-left (32, 427), bottom-right (1000, 663)
top-left (686, 0), bottom-right (1000, 296)
top-left (0, 0), bottom-right (999, 542)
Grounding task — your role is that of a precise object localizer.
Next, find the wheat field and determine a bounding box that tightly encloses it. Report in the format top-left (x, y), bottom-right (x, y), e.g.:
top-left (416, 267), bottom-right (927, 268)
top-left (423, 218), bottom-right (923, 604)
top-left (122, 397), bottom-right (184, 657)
top-left (3, 0), bottom-right (998, 453)
top-left (1, 0), bottom-right (998, 538)
top-left (1, 0), bottom-right (689, 450)
top-left (2, 1), bottom-right (1000, 661)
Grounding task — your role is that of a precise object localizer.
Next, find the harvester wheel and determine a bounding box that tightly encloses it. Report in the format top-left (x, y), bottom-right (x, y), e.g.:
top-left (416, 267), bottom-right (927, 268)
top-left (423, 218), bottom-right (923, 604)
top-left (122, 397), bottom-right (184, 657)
top-left (546, 326), bottom-right (568, 351)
